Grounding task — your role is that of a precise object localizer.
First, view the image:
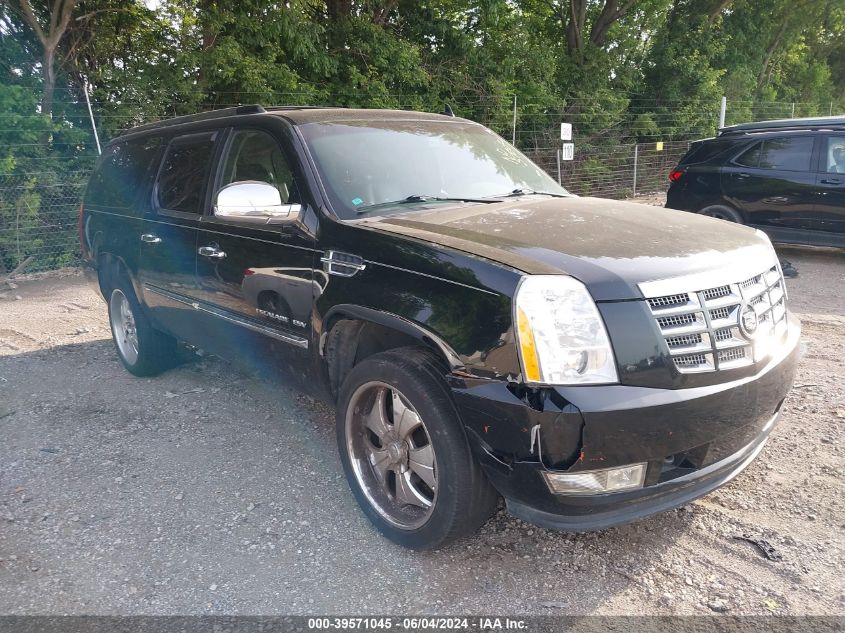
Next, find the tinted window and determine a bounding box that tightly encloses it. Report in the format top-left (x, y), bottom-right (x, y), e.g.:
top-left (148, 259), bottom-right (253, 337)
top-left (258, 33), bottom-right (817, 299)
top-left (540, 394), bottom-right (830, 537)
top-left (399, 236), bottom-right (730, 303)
top-left (734, 142), bottom-right (762, 168)
top-left (218, 130), bottom-right (299, 203)
top-left (86, 137), bottom-right (161, 207)
top-left (758, 136), bottom-right (814, 171)
top-left (156, 134), bottom-right (216, 214)
top-left (824, 136), bottom-right (845, 173)
top-left (680, 140), bottom-right (732, 165)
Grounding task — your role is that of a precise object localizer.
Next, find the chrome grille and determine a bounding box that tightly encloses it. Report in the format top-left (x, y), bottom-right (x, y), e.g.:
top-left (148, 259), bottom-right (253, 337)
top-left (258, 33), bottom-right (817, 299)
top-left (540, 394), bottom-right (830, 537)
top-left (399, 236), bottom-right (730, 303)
top-left (641, 263), bottom-right (789, 374)
top-left (703, 285), bottom-right (731, 300)
top-left (709, 306), bottom-right (731, 320)
top-left (647, 293), bottom-right (689, 309)
top-left (666, 333), bottom-right (702, 348)
top-left (713, 328), bottom-right (733, 342)
top-left (657, 313), bottom-right (699, 328)
top-left (676, 353), bottom-right (711, 368)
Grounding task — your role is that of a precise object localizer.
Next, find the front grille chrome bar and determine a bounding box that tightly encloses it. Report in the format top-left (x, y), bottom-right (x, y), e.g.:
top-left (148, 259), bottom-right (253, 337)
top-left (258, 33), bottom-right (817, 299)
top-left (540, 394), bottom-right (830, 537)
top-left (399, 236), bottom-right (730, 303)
top-left (640, 262), bottom-right (789, 374)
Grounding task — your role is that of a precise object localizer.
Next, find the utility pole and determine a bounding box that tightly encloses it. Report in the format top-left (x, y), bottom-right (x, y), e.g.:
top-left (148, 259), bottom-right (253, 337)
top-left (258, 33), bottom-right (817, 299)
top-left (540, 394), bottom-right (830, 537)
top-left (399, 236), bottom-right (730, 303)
top-left (82, 76), bottom-right (101, 155)
top-left (633, 144), bottom-right (638, 197)
top-left (512, 95), bottom-right (517, 146)
top-left (718, 97), bottom-right (727, 129)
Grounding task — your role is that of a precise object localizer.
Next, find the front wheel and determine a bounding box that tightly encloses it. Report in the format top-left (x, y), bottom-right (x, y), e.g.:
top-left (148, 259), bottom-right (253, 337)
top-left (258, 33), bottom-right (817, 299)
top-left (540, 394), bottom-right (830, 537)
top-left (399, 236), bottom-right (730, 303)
top-left (336, 348), bottom-right (498, 549)
top-left (108, 282), bottom-right (177, 377)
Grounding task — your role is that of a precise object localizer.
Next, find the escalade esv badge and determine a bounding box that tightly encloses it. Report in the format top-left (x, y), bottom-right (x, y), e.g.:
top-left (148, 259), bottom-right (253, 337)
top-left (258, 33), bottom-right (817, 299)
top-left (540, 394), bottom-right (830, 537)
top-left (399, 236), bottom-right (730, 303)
top-left (80, 104), bottom-right (801, 550)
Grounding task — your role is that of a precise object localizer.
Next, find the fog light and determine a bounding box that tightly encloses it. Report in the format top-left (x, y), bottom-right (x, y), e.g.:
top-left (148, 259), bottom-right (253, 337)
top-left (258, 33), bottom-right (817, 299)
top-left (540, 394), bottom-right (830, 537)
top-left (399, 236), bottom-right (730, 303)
top-left (543, 463), bottom-right (647, 495)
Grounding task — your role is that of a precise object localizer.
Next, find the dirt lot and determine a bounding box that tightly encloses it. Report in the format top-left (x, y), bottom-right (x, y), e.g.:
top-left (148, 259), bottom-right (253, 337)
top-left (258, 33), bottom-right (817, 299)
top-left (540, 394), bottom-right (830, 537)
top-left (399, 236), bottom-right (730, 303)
top-left (0, 247), bottom-right (843, 616)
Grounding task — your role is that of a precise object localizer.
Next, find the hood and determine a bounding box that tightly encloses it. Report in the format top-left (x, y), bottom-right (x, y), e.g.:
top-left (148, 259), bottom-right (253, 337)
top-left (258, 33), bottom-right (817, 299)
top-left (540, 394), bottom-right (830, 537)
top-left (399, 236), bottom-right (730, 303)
top-left (358, 196), bottom-right (774, 301)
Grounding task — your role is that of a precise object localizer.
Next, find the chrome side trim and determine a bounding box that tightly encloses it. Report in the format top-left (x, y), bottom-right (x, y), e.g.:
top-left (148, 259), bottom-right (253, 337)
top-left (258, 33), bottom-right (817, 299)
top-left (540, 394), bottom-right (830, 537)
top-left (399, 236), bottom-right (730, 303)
top-left (84, 209), bottom-right (318, 254)
top-left (144, 284), bottom-right (309, 349)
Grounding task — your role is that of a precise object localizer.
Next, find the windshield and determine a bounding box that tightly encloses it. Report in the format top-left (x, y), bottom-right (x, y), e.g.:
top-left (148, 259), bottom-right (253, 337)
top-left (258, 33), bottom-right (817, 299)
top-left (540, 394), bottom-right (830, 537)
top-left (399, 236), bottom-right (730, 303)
top-left (298, 118), bottom-right (569, 219)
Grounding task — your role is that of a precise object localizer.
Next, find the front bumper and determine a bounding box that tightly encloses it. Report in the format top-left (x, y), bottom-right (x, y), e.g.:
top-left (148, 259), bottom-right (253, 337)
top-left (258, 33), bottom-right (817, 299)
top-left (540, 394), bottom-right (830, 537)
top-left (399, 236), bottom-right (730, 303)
top-left (451, 314), bottom-right (800, 532)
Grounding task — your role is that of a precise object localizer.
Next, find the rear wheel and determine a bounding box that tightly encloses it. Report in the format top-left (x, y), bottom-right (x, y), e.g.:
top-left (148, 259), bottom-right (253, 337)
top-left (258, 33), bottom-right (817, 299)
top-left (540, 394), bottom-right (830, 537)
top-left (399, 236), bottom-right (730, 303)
top-left (336, 348), bottom-right (498, 549)
top-left (701, 204), bottom-right (743, 223)
top-left (107, 279), bottom-right (177, 377)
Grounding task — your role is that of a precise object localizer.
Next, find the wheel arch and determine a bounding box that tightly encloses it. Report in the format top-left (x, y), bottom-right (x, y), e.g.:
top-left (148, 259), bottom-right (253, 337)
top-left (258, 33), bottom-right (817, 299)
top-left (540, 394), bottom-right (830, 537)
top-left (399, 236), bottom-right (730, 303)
top-left (96, 250), bottom-right (140, 301)
top-left (320, 305), bottom-right (464, 399)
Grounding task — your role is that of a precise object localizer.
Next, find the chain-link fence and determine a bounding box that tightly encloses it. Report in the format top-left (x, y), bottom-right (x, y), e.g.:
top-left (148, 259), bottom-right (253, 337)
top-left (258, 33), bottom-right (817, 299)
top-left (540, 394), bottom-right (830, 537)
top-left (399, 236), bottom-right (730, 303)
top-left (526, 140), bottom-right (689, 199)
top-left (1, 95), bottom-right (835, 275)
top-left (0, 141), bottom-right (688, 275)
top-left (0, 142), bottom-right (702, 275)
top-left (0, 171), bottom-right (90, 274)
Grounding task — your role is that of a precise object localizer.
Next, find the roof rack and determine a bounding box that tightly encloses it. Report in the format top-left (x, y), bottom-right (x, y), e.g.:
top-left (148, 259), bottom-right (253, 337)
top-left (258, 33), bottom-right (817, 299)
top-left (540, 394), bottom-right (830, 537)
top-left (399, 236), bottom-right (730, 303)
top-left (124, 104), bottom-right (268, 135)
top-left (718, 115), bottom-right (845, 136)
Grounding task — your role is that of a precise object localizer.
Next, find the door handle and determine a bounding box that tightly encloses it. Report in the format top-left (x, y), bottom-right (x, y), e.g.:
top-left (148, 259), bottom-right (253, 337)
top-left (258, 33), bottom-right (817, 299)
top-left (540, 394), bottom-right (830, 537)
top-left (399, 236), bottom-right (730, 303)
top-left (820, 178), bottom-right (842, 185)
top-left (140, 233), bottom-right (162, 244)
top-left (736, 172), bottom-right (751, 179)
top-left (198, 245), bottom-right (226, 259)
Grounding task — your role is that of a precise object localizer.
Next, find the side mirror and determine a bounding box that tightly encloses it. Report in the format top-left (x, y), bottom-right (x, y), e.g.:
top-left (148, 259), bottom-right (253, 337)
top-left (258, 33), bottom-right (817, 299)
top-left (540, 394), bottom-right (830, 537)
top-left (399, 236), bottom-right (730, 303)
top-left (214, 181), bottom-right (301, 225)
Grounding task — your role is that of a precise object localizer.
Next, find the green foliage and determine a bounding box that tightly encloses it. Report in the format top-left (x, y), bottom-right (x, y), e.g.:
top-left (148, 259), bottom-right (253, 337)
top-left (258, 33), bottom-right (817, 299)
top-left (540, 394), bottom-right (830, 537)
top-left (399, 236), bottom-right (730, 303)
top-left (3, 0), bottom-right (845, 270)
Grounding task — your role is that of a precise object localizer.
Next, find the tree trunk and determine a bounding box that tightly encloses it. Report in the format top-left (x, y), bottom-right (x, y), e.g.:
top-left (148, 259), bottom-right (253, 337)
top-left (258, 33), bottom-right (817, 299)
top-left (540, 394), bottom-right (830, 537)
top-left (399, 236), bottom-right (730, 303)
top-left (327, 0), bottom-right (353, 21)
top-left (42, 46), bottom-right (56, 118)
top-left (17, 0), bottom-right (80, 120)
top-left (755, 22), bottom-right (787, 97)
top-left (565, 0), bottom-right (587, 56)
top-left (590, 0), bottom-right (637, 47)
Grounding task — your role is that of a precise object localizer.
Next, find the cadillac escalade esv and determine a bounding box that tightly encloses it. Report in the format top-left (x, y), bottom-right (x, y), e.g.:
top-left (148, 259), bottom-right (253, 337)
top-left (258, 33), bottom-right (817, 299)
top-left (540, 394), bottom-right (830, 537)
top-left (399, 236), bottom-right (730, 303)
top-left (80, 105), bottom-right (800, 549)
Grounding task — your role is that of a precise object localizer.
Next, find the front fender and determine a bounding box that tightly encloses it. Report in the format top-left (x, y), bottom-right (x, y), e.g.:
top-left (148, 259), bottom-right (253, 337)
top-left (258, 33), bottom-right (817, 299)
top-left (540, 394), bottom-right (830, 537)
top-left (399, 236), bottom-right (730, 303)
top-left (321, 304), bottom-right (464, 370)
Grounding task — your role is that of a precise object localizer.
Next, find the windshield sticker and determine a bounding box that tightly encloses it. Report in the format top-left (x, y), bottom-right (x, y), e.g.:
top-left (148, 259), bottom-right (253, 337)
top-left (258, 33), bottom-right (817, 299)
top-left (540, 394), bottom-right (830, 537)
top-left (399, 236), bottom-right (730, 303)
top-left (351, 197), bottom-right (364, 206)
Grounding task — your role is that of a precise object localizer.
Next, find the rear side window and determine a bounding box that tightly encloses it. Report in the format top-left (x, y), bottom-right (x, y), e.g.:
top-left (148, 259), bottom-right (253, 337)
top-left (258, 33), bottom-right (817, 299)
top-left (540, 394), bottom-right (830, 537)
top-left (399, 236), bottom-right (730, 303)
top-left (758, 137), bottom-right (814, 171)
top-left (679, 140), bottom-right (732, 165)
top-left (85, 137), bottom-right (162, 208)
top-left (156, 134), bottom-right (217, 214)
top-left (734, 142), bottom-right (762, 168)
top-left (732, 137), bottom-right (814, 171)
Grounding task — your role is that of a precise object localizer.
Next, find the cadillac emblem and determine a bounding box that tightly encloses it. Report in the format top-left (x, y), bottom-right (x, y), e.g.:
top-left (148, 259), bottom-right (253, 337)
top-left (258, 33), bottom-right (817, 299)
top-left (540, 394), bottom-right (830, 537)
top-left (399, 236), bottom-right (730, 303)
top-left (739, 304), bottom-right (759, 338)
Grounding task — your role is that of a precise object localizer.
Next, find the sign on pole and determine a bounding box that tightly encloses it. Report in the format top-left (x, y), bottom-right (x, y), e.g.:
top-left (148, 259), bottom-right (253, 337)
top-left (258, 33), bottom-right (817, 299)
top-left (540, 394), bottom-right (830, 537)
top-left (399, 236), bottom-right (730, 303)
top-left (560, 123), bottom-right (572, 141)
top-left (561, 143), bottom-right (574, 161)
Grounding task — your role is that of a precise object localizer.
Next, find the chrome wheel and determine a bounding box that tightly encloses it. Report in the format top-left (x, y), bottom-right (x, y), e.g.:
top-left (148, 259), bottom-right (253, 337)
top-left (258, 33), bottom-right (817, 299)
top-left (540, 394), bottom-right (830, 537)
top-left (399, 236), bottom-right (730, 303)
top-left (345, 381), bottom-right (437, 529)
top-left (109, 289), bottom-right (139, 366)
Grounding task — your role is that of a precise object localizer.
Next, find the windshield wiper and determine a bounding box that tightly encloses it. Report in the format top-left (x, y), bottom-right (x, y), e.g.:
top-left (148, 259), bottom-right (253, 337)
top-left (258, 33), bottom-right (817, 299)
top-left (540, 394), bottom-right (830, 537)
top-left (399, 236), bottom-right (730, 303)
top-left (355, 194), bottom-right (500, 215)
top-left (500, 188), bottom-right (569, 198)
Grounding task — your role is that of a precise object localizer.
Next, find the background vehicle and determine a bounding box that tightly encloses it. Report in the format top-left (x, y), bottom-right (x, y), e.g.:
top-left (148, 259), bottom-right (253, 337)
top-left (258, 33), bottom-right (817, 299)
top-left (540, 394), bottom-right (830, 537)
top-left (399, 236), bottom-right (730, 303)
top-left (666, 116), bottom-right (845, 248)
top-left (81, 105), bottom-right (799, 550)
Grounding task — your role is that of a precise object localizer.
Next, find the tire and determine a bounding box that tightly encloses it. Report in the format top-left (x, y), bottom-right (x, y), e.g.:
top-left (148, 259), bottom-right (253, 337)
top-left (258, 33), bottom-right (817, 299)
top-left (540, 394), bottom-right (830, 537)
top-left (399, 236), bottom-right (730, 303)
top-left (701, 204), bottom-right (744, 224)
top-left (107, 275), bottom-right (178, 377)
top-left (336, 347), bottom-right (498, 549)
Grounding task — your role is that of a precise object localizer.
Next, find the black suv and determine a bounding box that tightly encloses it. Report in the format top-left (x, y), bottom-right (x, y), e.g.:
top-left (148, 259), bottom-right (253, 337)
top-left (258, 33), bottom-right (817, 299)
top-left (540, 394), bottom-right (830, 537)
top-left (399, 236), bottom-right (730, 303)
top-left (80, 105), bottom-right (799, 549)
top-left (666, 116), bottom-right (845, 248)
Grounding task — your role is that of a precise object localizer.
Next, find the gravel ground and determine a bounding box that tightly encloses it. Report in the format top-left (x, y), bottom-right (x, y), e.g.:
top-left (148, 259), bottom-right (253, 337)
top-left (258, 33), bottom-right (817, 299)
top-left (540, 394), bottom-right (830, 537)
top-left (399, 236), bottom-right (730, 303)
top-left (0, 245), bottom-right (843, 616)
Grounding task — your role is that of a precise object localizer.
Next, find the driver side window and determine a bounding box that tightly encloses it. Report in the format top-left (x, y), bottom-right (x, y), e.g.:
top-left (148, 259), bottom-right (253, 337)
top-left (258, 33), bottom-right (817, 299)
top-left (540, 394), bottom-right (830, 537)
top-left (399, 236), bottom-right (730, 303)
top-left (825, 136), bottom-right (845, 174)
top-left (219, 129), bottom-right (299, 203)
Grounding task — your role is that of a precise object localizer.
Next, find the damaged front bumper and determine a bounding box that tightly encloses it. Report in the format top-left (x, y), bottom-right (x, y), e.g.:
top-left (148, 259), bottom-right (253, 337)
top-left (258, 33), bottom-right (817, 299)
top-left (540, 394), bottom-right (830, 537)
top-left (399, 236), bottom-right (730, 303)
top-left (451, 314), bottom-right (800, 532)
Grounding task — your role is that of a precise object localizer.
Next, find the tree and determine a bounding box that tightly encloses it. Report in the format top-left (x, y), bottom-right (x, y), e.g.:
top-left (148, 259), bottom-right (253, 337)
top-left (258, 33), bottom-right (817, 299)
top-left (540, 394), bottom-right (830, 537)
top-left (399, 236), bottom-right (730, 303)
top-left (14, 0), bottom-right (81, 118)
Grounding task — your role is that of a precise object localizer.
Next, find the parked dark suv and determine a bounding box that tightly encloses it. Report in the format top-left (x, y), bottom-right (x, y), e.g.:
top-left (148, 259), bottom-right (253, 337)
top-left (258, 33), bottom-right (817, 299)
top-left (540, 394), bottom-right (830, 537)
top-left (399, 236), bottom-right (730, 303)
top-left (666, 116), bottom-right (845, 248)
top-left (80, 105), bottom-right (800, 549)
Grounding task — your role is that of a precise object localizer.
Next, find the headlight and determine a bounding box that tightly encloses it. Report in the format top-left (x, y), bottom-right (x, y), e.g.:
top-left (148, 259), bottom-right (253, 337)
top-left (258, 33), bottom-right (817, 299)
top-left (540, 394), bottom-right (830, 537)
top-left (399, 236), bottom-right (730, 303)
top-left (514, 275), bottom-right (618, 385)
